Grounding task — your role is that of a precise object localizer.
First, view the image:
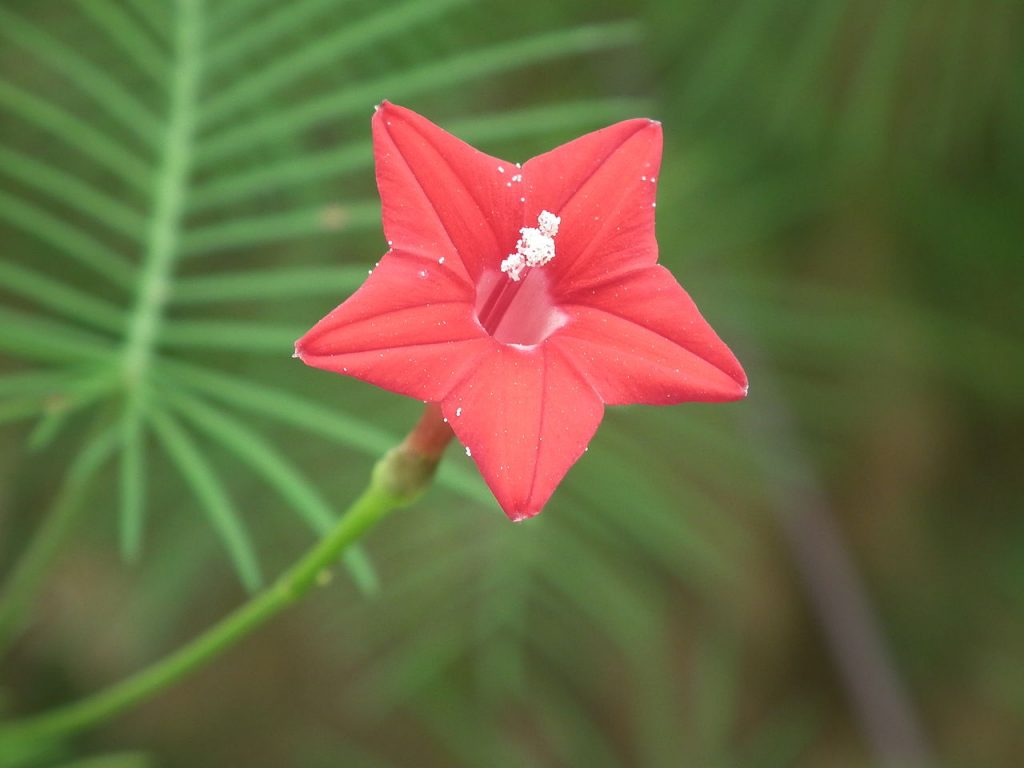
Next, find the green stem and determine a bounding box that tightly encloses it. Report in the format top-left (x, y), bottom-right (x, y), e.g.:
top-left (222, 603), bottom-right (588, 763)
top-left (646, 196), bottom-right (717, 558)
top-left (121, 0), bottom-right (200, 387)
top-left (0, 455), bottom-right (410, 748)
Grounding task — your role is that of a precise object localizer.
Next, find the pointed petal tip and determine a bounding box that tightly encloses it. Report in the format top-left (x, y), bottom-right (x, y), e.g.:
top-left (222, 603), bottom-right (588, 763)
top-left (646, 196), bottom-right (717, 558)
top-left (715, 369), bottom-right (749, 401)
top-left (506, 506), bottom-right (542, 523)
top-left (730, 364), bottom-right (750, 399)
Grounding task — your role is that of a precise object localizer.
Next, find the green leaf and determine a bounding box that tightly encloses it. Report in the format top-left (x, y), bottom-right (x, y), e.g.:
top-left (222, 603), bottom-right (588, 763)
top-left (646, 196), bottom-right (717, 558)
top-left (205, 0), bottom-right (359, 73)
top-left (0, 308), bottom-right (116, 365)
top-left (195, 22), bottom-right (641, 165)
top-left (0, 190), bottom-right (135, 288)
top-left (159, 358), bottom-right (392, 454)
top-left (181, 203), bottom-right (380, 257)
top-left (0, 147), bottom-right (146, 239)
top-left (27, 373), bottom-right (118, 452)
top-left (161, 386), bottom-right (379, 592)
top-left (0, 81), bottom-right (151, 193)
top-left (187, 99), bottom-right (648, 213)
top-left (160, 358), bottom-right (490, 507)
top-left (159, 320), bottom-right (301, 353)
top-left (0, 261), bottom-right (126, 333)
top-left (77, 0), bottom-right (169, 86)
top-left (0, 397), bottom-right (47, 427)
top-left (171, 267), bottom-right (367, 304)
top-left (0, 7), bottom-right (162, 145)
top-left (119, 402), bottom-right (146, 561)
top-left (0, 369), bottom-right (89, 398)
top-left (147, 408), bottom-right (263, 591)
top-left (200, 0), bottom-right (474, 127)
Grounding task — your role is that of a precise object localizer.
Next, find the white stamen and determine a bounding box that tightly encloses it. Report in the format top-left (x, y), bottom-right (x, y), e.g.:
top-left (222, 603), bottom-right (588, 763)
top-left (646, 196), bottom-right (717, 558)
top-left (537, 211), bottom-right (559, 236)
top-left (500, 210), bottom-right (560, 281)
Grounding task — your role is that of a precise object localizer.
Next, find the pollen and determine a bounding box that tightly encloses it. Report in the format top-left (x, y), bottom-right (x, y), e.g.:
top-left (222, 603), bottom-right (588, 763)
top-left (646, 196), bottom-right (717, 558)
top-left (465, 446), bottom-right (472, 457)
top-left (500, 210), bottom-right (560, 281)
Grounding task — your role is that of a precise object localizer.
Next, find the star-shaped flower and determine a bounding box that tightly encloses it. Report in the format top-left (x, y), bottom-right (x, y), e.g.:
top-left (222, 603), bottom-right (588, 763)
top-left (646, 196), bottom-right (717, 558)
top-left (296, 101), bottom-right (747, 521)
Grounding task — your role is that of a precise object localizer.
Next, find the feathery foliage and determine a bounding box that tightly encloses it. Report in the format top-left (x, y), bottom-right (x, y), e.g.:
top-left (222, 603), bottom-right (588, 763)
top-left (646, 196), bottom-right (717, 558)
top-left (1, 0), bottom-right (1022, 766)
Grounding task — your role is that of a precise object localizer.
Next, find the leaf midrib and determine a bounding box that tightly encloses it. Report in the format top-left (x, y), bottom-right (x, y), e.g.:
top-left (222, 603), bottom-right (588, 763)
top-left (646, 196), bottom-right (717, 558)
top-left (121, 0), bottom-right (203, 387)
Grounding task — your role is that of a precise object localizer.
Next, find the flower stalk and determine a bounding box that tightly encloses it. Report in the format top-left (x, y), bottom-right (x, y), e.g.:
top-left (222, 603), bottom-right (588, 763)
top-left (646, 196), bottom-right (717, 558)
top-left (0, 406), bottom-right (447, 749)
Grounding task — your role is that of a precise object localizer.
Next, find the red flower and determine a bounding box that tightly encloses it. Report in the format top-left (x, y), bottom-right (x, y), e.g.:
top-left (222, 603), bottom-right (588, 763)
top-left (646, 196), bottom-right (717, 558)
top-left (296, 102), bottom-right (747, 521)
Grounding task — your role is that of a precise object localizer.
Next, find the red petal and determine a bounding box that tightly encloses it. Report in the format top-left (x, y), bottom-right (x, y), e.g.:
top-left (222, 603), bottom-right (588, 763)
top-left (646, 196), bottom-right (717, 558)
top-left (551, 266), bottom-right (747, 404)
top-left (522, 119), bottom-right (662, 295)
top-left (373, 101), bottom-right (523, 283)
top-left (441, 344), bottom-right (604, 521)
top-left (295, 252), bottom-right (492, 401)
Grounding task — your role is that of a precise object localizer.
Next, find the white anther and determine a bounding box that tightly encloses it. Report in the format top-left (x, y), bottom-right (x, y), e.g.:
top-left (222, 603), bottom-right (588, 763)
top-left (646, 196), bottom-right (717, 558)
top-left (500, 210), bottom-right (560, 281)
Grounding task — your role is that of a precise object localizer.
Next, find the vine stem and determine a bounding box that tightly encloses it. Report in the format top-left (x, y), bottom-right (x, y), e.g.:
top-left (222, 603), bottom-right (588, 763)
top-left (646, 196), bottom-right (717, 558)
top-left (0, 460), bottom-right (392, 747)
top-left (0, 405), bottom-right (453, 749)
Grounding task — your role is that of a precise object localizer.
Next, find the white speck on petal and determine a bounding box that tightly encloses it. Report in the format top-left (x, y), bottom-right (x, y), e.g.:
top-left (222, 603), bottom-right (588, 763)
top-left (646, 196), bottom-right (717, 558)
top-left (456, 407), bottom-right (462, 417)
top-left (465, 446), bottom-right (472, 457)
top-left (418, 269), bottom-right (427, 278)
top-left (438, 256), bottom-right (445, 264)
top-left (498, 165), bottom-right (505, 173)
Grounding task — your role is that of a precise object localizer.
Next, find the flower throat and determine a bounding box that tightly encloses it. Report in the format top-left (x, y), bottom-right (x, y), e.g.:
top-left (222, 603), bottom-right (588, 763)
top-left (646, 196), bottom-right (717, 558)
top-left (476, 211), bottom-right (567, 346)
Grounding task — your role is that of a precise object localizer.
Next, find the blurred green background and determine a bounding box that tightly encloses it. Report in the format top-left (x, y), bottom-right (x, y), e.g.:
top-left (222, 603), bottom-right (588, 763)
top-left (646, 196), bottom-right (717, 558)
top-left (1, 0), bottom-right (1022, 766)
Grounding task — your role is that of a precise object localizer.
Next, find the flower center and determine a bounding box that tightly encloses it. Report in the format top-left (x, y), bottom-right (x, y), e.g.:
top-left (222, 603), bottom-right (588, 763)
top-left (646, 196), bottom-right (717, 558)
top-left (476, 211), bottom-right (568, 346)
top-left (500, 210), bottom-right (560, 280)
